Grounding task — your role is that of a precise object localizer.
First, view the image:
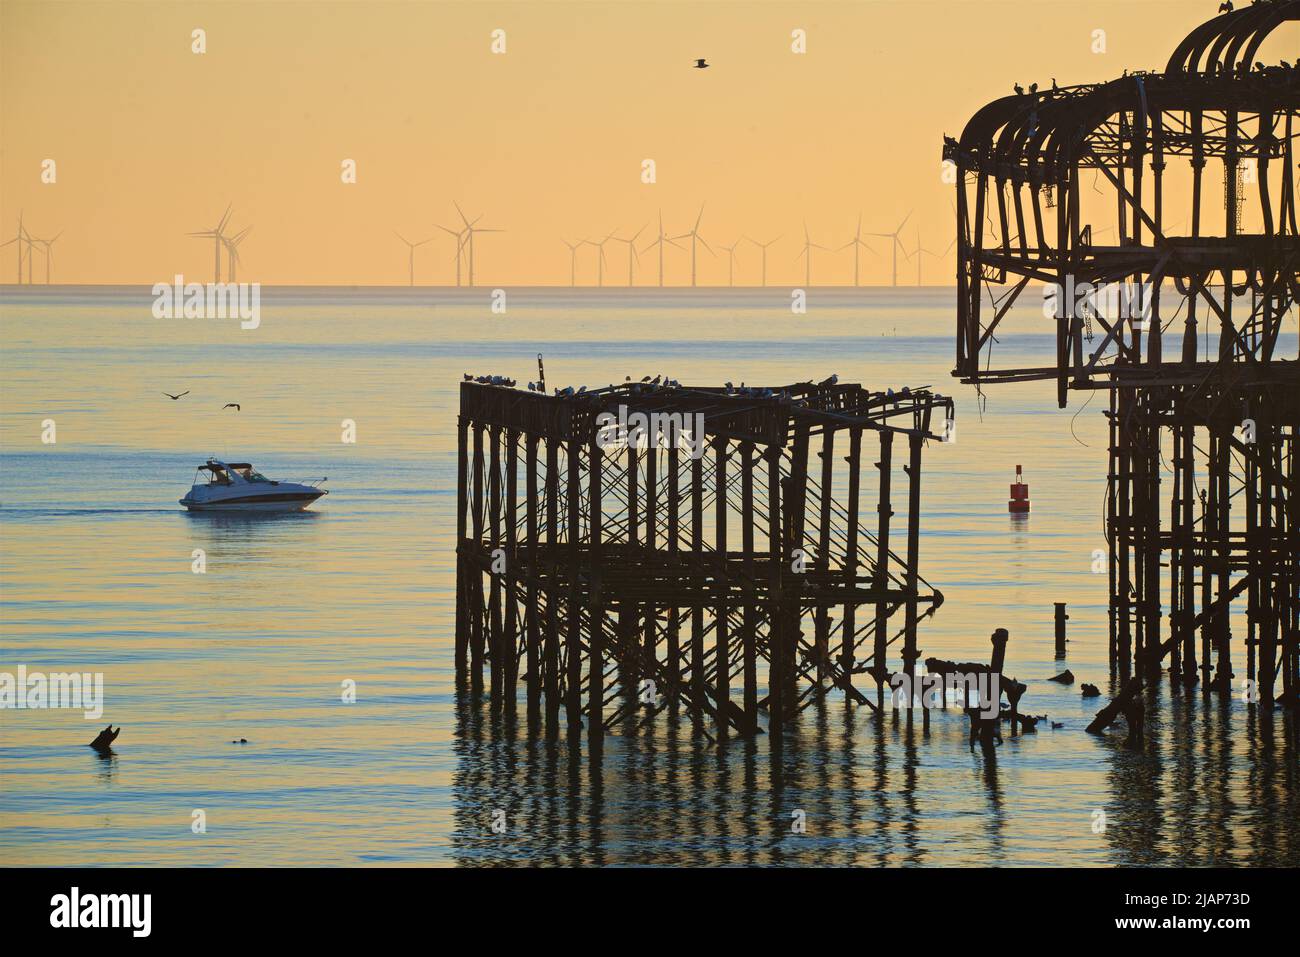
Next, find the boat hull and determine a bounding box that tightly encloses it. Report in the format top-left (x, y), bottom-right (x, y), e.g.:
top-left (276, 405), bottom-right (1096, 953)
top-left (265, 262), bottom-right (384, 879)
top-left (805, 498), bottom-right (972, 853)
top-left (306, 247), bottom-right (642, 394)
top-left (180, 492), bottom-right (326, 512)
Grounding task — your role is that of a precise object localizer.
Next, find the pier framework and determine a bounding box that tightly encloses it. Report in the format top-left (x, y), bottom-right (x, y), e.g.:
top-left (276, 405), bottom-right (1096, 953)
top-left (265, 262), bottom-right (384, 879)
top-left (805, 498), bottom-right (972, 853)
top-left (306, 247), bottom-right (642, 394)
top-left (455, 379), bottom-right (953, 741)
top-left (945, 1), bottom-right (1300, 704)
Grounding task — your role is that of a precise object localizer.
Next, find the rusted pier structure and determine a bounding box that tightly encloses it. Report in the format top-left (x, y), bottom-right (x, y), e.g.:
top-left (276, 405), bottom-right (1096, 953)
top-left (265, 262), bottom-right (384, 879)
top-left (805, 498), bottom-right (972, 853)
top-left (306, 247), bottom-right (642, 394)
top-left (945, 1), bottom-right (1300, 708)
top-left (455, 378), bottom-right (953, 742)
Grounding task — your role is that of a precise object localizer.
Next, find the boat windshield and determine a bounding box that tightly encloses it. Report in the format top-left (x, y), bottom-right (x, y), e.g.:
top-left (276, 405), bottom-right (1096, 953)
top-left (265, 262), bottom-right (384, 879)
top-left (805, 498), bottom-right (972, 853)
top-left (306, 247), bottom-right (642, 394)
top-left (238, 467), bottom-right (270, 483)
top-left (203, 467), bottom-right (233, 485)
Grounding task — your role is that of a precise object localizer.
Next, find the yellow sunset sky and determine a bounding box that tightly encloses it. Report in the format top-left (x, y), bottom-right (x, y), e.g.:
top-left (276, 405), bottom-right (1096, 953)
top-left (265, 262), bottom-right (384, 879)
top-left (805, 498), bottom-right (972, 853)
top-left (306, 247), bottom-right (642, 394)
top-left (1, 0), bottom-right (1293, 286)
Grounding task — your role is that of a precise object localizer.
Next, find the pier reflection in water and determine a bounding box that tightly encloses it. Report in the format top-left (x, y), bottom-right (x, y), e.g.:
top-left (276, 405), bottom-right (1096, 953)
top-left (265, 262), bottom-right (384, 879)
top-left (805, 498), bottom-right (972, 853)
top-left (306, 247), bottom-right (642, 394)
top-left (450, 679), bottom-right (1298, 867)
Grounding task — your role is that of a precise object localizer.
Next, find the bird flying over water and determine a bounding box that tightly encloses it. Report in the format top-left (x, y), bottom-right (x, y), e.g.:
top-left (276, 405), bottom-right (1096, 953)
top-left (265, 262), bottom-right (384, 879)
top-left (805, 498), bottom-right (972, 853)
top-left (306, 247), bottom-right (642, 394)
top-left (222, 403), bottom-right (241, 411)
top-left (162, 391), bottom-right (190, 400)
top-left (694, 58), bottom-right (709, 69)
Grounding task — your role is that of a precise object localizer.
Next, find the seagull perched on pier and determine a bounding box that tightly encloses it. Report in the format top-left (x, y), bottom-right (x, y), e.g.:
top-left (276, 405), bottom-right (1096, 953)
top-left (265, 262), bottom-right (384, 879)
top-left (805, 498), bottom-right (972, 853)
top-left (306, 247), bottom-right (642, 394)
top-left (162, 391), bottom-right (190, 400)
top-left (818, 373), bottom-right (838, 387)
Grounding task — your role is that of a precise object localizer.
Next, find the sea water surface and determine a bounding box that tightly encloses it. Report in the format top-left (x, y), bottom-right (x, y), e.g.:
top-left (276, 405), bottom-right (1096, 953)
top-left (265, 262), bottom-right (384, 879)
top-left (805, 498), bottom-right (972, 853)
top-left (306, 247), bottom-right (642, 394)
top-left (1, 286), bottom-right (1296, 866)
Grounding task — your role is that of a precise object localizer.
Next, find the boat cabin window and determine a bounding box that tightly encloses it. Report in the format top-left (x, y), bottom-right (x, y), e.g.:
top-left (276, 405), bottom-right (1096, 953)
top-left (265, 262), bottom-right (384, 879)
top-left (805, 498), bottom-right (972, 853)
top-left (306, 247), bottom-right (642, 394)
top-left (237, 468), bottom-right (269, 482)
top-left (206, 467), bottom-right (233, 485)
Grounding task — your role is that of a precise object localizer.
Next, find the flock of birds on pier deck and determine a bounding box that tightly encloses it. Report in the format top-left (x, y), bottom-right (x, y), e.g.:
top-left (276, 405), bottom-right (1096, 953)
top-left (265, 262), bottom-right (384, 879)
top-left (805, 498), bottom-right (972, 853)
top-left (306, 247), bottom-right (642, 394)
top-left (464, 370), bottom-right (928, 412)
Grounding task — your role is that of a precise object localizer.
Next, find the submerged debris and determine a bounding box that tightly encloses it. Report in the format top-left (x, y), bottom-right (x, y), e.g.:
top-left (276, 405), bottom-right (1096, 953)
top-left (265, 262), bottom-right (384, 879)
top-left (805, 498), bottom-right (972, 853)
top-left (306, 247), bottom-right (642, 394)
top-left (88, 725), bottom-right (119, 752)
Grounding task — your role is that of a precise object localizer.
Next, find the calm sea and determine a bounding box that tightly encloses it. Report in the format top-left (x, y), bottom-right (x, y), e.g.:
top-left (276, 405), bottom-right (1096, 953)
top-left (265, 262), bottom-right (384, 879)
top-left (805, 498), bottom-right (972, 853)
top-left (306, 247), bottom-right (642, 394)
top-left (1, 286), bottom-right (1296, 866)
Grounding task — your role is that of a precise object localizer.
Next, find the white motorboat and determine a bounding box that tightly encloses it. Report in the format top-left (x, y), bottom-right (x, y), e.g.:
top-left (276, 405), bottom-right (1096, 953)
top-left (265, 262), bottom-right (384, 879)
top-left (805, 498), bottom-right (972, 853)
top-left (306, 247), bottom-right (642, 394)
top-left (180, 459), bottom-right (328, 512)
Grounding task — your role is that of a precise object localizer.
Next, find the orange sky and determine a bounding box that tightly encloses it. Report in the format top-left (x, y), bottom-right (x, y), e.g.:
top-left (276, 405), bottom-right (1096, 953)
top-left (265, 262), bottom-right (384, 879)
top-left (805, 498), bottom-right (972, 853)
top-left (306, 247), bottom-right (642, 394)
top-left (2, 0), bottom-right (1293, 286)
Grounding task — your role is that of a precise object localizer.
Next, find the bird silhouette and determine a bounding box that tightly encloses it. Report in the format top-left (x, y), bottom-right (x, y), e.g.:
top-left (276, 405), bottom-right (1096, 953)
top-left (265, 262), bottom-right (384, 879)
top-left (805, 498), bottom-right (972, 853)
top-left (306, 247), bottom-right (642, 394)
top-left (222, 403), bottom-right (241, 411)
top-left (162, 391), bottom-right (190, 400)
top-left (694, 58), bottom-right (709, 69)
top-left (1218, 1), bottom-right (1233, 12)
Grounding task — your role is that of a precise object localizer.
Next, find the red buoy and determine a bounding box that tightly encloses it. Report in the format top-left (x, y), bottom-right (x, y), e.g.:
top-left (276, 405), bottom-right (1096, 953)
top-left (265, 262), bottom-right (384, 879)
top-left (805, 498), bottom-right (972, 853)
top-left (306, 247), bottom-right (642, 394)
top-left (1009, 464), bottom-right (1030, 513)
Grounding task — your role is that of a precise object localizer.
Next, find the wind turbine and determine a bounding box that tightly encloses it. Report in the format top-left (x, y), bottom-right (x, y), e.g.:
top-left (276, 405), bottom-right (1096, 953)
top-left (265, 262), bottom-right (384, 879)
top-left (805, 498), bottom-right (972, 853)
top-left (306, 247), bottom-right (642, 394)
top-left (795, 222), bottom-right (827, 286)
top-left (34, 232), bottom-right (62, 284)
top-left (744, 235), bottom-right (780, 287)
top-left (1, 213), bottom-right (25, 283)
top-left (561, 239), bottom-right (580, 286)
top-left (5, 213), bottom-right (40, 284)
top-left (910, 229), bottom-right (955, 286)
top-left (450, 202), bottom-right (502, 287)
top-left (611, 225), bottom-right (645, 286)
top-left (642, 210), bottom-right (682, 287)
top-left (719, 240), bottom-right (741, 287)
top-left (583, 232), bottom-right (615, 287)
top-left (867, 210), bottom-right (913, 287)
top-left (223, 227), bottom-right (252, 283)
top-left (394, 231), bottom-right (432, 286)
top-left (189, 205), bottom-right (233, 283)
top-left (436, 222), bottom-right (467, 286)
top-left (671, 204), bottom-right (713, 287)
top-left (838, 213), bottom-right (877, 287)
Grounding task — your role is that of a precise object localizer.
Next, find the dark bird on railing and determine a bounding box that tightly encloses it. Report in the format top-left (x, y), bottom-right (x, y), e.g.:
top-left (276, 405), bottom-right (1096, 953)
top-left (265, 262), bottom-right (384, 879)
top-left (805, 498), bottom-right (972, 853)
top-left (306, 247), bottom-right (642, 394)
top-left (693, 58), bottom-right (709, 69)
top-left (641, 375), bottom-right (652, 382)
top-left (222, 403), bottom-right (240, 411)
top-left (464, 373), bottom-right (473, 381)
top-left (1013, 83), bottom-right (1024, 95)
top-left (1029, 82), bottom-right (1038, 94)
top-left (1218, 2), bottom-right (1232, 13)
top-left (162, 391), bottom-right (190, 401)
top-left (818, 373), bottom-right (838, 386)
top-left (1051, 77), bottom-right (1059, 91)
